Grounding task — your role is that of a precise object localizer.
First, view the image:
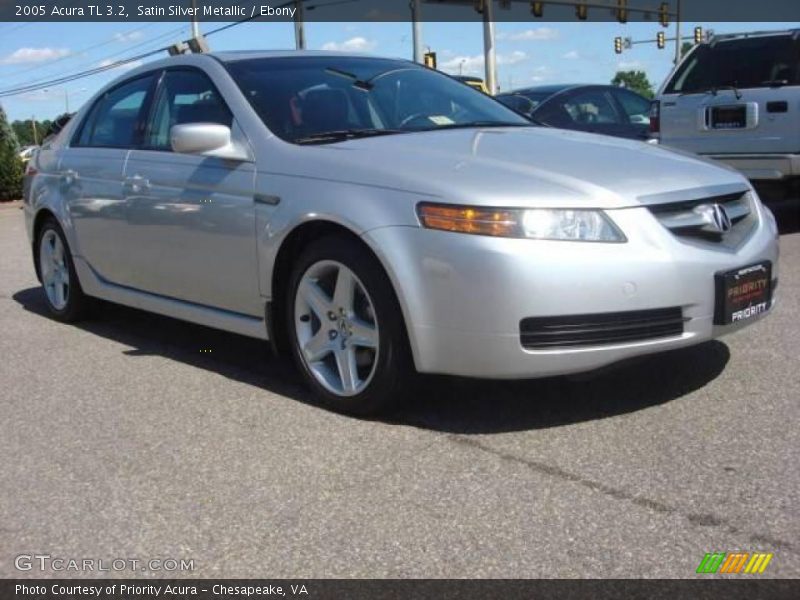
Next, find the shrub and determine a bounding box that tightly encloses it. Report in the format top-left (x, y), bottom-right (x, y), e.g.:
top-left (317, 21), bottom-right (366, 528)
top-left (0, 104), bottom-right (23, 201)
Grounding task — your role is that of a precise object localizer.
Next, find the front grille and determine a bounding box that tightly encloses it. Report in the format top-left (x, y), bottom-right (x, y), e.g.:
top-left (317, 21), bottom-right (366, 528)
top-left (520, 307), bottom-right (685, 350)
top-left (647, 191), bottom-right (756, 247)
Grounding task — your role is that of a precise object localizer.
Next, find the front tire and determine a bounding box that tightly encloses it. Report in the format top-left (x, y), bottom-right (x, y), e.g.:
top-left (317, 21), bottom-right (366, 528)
top-left (287, 235), bottom-right (411, 416)
top-left (36, 218), bottom-right (91, 322)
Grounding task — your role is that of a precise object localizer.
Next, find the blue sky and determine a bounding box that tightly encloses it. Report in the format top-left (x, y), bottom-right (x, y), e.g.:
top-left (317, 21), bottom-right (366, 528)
top-left (0, 20), bottom-right (794, 122)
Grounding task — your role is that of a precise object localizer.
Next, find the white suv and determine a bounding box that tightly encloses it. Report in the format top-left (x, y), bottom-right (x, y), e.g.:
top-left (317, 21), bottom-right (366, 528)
top-left (653, 29), bottom-right (799, 203)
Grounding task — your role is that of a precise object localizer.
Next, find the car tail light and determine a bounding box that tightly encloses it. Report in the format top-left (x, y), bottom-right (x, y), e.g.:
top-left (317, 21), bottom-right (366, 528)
top-left (24, 162), bottom-right (37, 177)
top-left (649, 100), bottom-right (661, 134)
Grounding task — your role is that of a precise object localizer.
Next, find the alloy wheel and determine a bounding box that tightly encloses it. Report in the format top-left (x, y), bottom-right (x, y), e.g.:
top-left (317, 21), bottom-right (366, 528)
top-left (39, 229), bottom-right (70, 311)
top-left (293, 260), bottom-right (380, 397)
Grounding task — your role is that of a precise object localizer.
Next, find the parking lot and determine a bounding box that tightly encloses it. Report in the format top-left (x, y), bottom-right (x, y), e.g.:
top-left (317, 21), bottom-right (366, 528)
top-left (0, 201), bottom-right (798, 578)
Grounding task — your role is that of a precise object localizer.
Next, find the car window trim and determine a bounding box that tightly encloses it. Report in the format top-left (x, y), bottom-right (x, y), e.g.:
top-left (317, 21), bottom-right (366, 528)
top-left (139, 65), bottom-right (235, 154)
top-left (70, 71), bottom-right (160, 150)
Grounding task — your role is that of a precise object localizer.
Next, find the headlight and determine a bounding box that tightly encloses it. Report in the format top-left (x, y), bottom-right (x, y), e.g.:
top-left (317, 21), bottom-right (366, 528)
top-left (417, 203), bottom-right (625, 242)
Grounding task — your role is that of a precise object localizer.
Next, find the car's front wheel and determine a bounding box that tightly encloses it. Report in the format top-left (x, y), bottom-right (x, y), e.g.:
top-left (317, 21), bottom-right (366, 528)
top-left (287, 236), bottom-right (411, 415)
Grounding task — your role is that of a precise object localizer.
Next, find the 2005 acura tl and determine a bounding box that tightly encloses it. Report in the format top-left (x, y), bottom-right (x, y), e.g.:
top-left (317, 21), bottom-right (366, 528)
top-left (24, 51), bottom-right (779, 414)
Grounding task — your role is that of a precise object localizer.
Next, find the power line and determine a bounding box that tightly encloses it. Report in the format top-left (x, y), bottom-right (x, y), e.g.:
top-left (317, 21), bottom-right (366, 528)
top-left (0, 12), bottom-right (281, 99)
top-left (0, 25), bottom-right (189, 95)
top-left (0, 26), bottom-right (237, 99)
top-left (0, 47), bottom-right (168, 98)
top-left (0, 23), bottom-right (160, 82)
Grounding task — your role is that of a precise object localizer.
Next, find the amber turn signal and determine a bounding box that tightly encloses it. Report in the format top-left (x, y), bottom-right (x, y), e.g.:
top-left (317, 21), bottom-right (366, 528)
top-left (417, 203), bottom-right (521, 237)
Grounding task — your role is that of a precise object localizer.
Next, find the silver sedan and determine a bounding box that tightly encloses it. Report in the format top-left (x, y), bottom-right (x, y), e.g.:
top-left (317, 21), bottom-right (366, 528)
top-left (24, 51), bottom-right (779, 414)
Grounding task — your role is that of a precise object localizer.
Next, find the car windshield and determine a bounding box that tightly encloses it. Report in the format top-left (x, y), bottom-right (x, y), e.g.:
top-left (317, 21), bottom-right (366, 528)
top-left (225, 56), bottom-right (530, 144)
top-left (665, 35), bottom-right (800, 94)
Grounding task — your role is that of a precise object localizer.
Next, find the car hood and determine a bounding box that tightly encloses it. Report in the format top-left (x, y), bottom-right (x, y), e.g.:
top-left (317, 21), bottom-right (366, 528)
top-left (287, 126), bottom-right (749, 209)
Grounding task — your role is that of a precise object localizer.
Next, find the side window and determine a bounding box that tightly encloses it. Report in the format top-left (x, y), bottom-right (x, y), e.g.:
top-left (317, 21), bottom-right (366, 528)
top-left (145, 69), bottom-right (233, 151)
top-left (75, 75), bottom-right (155, 148)
top-left (561, 90), bottom-right (622, 125)
top-left (614, 89), bottom-right (651, 125)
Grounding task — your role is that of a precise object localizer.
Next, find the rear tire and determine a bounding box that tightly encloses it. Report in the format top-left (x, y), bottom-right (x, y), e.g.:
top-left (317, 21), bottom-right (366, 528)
top-left (36, 218), bottom-right (91, 322)
top-left (286, 235), bottom-right (412, 416)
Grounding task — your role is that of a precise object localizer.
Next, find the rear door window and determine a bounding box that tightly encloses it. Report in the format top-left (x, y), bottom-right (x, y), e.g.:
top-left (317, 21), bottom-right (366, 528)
top-left (537, 89), bottom-right (622, 128)
top-left (74, 74), bottom-right (156, 148)
top-left (613, 89), bottom-right (652, 125)
top-left (665, 36), bottom-right (800, 94)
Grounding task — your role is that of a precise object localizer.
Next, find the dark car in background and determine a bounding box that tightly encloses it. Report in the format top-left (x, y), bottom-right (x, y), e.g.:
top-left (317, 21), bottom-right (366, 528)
top-left (496, 84), bottom-right (652, 141)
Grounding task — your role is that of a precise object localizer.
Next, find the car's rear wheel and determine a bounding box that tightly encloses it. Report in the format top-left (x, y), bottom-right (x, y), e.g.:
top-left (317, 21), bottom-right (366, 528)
top-left (37, 218), bottom-right (90, 322)
top-left (287, 236), bottom-right (410, 415)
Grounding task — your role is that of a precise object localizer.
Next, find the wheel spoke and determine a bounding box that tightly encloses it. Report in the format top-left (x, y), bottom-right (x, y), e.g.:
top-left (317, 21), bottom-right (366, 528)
top-left (349, 317), bottom-right (378, 349)
top-left (303, 330), bottom-right (332, 362)
top-left (41, 261), bottom-right (54, 284)
top-left (335, 347), bottom-right (359, 393)
top-left (299, 279), bottom-right (332, 320)
top-left (53, 281), bottom-right (65, 308)
top-left (42, 238), bottom-right (54, 263)
top-left (53, 237), bottom-right (64, 265)
top-left (333, 267), bottom-right (355, 313)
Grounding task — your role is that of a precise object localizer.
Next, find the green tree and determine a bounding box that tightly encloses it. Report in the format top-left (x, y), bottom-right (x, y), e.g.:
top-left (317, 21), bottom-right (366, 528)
top-left (611, 70), bottom-right (655, 99)
top-left (0, 104), bottom-right (24, 201)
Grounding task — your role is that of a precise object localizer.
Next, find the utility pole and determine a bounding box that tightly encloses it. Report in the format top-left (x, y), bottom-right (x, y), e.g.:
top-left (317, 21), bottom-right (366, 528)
top-left (482, 0), bottom-right (497, 94)
top-left (191, 0), bottom-right (200, 39)
top-left (31, 117), bottom-right (38, 145)
top-left (674, 0), bottom-right (682, 64)
top-left (294, 0), bottom-right (306, 49)
top-left (411, 0), bottom-right (423, 63)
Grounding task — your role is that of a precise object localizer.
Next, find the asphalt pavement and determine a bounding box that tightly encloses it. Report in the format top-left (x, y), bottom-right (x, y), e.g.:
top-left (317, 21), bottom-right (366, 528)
top-left (1, 201), bottom-right (798, 578)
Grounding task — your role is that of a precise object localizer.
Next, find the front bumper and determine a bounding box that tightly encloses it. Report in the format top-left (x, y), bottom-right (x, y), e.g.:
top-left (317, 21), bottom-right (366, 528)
top-left (364, 204), bottom-right (779, 379)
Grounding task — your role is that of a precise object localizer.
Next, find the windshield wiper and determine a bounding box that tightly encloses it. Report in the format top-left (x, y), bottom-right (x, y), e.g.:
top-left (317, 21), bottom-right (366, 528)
top-left (681, 84), bottom-right (742, 99)
top-left (294, 128), bottom-right (407, 145)
top-left (761, 79), bottom-right (789, 88)
top-left (324, 67), bottom-right (373, 91)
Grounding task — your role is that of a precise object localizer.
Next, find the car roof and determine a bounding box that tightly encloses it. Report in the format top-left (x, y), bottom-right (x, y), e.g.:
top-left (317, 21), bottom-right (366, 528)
top-left (212, 50), bottom-right (400, 63)
top-left (500, 84), bottom-right (585, 96)
top-left (98, 51), bottom-right (415, 94)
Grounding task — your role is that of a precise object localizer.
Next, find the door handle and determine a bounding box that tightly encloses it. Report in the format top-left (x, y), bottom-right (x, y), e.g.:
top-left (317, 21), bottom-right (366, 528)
top-left (123, 175), bottom-right (150, 194)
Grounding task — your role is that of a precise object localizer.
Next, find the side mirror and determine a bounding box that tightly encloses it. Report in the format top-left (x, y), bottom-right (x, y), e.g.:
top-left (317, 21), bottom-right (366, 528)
top-left (170, 123), bottom-right (248, 160)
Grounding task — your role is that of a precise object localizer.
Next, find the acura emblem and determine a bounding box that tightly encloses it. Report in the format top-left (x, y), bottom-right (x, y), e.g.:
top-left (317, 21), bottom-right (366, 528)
top-left (695, 203), bottom-right (733, 234)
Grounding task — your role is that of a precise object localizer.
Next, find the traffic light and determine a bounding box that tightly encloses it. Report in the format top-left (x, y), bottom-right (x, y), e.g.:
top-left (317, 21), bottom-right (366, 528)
top-left (575, 2), bottom-right (588, 20)
top-left (616, 0), bottom-right (627, 24)
top-left (531, 1), bottom-right (544, 17)
top-left (423, 51), bottom-right (437, 69)
top-left (694, 26), bottom-right (703, 44)
top-left (614, 37), bottom-right (623, 54)
top-left (659, 2), bottom-right (669, 27)
top-left (657, 31), bottom-right (665, 49)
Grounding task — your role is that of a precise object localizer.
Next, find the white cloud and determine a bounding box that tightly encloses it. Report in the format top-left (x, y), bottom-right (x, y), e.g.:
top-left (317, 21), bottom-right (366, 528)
top-left (98, 58), bottom-right (143, 72)
top-left (617, 60), bottom-right (645, 70)
top-left (498, 28), bottom-right (560, 42)
top-left (114, 31), bottom-right (144, 43)
top-left (0, 47), bottom-right (70, 64)
top-left (320, 37), bottom-right (377, 52)
top-left (440, 51), bottom-right (528, 76)
top-left (562, 50), bottom-right (580, 60)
